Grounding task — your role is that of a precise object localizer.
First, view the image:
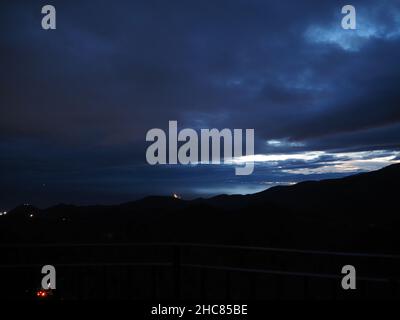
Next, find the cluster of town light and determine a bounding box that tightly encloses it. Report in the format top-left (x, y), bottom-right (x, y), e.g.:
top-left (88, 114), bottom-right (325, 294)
top-left (36, 288), bottom-right (53, 299)
top-left (0, 211), bottom-right (7, 216)
top-left (36, 290), bottom-right (48, 298)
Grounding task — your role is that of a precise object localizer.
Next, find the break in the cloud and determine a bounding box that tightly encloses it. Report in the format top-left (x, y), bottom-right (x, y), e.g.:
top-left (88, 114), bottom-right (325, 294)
top-left (234, 149), bottom-right (400, 174)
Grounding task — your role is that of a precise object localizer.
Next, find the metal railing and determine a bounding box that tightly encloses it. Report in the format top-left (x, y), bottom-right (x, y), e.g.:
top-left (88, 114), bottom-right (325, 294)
top-left (1, 242), bottom-right (399, 299)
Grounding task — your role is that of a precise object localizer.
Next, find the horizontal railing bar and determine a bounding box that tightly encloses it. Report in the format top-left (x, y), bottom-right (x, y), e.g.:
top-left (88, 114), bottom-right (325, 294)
top-left (0, 261), bottom-right (394, 283)
top-left (0, 262), bottom-right (172, 268)
top-left (181, 264), bottom-right (394, 283)
top-left (0, 242), bottom-right (400, 259)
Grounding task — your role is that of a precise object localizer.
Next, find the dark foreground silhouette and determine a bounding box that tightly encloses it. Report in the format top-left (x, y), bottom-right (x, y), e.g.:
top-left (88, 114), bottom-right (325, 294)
top-left (1, 164), bottom-right (400, 300)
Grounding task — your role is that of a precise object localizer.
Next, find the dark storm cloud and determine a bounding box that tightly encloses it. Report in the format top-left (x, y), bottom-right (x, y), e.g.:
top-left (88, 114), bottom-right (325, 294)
top-left (1, 0), bottom-right (400, 208)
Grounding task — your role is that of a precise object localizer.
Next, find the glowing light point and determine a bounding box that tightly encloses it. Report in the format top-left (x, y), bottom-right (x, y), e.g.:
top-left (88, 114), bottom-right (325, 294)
top-left (36, 289), bottom-right (48, 298)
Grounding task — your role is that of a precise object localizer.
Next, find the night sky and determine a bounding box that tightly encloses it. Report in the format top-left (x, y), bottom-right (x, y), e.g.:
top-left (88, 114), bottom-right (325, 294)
top-left (1, 0), bottom-right (400, 209)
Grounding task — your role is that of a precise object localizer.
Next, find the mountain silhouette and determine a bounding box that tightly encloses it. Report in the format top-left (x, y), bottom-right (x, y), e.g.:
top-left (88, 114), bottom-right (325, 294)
top-left (2, 163), bottom-right (400, 252)
top-left (251, 163), bottom-right (400, 212)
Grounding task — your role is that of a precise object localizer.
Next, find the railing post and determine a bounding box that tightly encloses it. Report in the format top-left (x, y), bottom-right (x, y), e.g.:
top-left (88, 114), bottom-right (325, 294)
top-left (152, 266), bottom-right (158, 300)
top-left (275, 274), bottom-right (283, 300)
top-left (390, 279), bottom-right (398, 299)
top-left (303, 276), bottom-right (309, 299)
top-left (173, 245), bottom-right (181, 300)
top-left (200, 267), bottom-right (207, 300)
top-left (331, 278), bottom-right (337, 300)
top-left (225, 271), bottom-right (231, 300)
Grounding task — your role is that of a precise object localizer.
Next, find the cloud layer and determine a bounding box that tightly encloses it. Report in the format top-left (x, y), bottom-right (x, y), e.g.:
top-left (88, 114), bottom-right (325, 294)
top-left (1, 0), bottom-right (400, 208)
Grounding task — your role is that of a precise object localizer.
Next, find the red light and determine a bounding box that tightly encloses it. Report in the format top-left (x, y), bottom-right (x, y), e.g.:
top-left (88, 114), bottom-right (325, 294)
top-left (36, 290), bottom-right (48, 298)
